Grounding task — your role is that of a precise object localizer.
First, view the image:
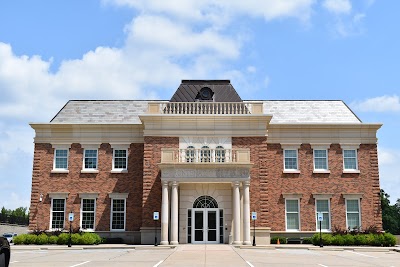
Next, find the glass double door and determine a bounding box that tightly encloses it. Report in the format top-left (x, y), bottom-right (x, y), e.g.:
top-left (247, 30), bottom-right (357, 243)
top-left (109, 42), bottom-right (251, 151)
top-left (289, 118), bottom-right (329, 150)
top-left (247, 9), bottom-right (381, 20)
top-left (192, 208), bottom-right (219, 244)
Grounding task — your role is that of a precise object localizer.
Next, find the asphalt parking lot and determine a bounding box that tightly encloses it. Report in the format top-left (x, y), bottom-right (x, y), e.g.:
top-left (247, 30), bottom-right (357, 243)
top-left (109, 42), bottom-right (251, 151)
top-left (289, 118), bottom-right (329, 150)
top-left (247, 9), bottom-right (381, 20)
top-left (8, 245), bottom-right (400, 267)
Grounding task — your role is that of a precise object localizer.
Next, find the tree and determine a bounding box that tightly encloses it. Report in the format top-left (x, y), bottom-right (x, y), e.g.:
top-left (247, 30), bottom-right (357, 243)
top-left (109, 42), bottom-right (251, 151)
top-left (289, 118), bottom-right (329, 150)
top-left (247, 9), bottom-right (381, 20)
top-left (381, 189), bottom-right (400, 234)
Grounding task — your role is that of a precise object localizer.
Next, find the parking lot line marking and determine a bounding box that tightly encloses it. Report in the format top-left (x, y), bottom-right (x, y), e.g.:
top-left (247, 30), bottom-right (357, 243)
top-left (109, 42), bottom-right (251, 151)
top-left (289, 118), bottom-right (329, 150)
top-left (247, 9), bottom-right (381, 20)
top-left (69, 261), bottom-right (91, 267)
top-left (153, 260), bottom-right (163, 267)
top-left (346, 251), bottom-right (378, 258)
top-left (318, 264), bottom-right (328, 267)
top-left (246, 261), bottom-right (255, 267)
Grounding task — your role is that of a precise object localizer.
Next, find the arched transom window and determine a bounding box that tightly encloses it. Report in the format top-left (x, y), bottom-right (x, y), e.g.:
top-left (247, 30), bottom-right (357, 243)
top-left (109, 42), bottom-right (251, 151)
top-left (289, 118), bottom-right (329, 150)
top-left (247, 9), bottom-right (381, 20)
top-left (193, 195), bottom-right (218, 208)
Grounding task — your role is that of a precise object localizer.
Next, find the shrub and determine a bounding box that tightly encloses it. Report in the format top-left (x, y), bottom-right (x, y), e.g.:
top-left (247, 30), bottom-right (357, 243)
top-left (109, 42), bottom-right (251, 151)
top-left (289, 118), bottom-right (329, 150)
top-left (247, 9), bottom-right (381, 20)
top-left (311, 232), bottom-right (397, 247)
top-left (302, 237), bottom-right (313, 244)
top-left (270, 236), bottom-right (287, 244)
top-left (13, 234), bottom-right (28, 245)
top-left (383, 233), bottom-right (396, 246)
top-left (57, 233), bottom-right (69, 245)
top-left (24, 234), bottom-right (38, 245)
top-left (71, 233), bottom-right (82, 245)
top-left (36, 234), bottom-right (49, 245)
top-left (48, 235), bottom-right (58, 244)
top-left (342, 234), bottom-right (355, 246)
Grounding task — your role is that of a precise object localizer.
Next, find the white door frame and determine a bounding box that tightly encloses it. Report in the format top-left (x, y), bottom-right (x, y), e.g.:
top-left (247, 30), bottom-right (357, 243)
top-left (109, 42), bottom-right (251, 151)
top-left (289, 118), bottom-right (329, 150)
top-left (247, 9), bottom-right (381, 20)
top-left (191, 208), bottom-right (220, 244)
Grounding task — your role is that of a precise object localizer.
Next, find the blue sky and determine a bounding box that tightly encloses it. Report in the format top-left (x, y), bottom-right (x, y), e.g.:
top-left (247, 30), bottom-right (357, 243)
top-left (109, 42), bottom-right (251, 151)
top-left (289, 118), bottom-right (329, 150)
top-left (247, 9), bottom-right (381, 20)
top-left (0, 0), bottom-right (399, 209)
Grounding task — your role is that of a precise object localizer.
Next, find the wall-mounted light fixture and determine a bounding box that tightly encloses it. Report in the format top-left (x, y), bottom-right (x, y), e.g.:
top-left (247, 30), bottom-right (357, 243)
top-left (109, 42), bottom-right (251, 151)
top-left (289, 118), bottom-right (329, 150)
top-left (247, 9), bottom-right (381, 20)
top-left (39, 193), bottom-right (43, 202)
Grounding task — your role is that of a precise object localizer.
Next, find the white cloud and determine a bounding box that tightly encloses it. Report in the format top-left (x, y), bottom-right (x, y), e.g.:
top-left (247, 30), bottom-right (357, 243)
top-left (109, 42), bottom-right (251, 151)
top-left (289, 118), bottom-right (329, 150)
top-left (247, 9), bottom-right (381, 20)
top-left (323, 0), bottom-right (352, 14)
top-left (246, 66), bottom-right (257, 73)
top-left (379, 147), bottom-right (400, 202)
top-left (351, 95), bottom-right (400, 112)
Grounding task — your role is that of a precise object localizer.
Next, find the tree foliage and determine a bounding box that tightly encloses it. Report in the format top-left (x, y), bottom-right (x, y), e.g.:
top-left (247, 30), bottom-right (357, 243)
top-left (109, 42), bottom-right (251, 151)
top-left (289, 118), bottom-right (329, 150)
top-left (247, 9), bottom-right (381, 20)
top-left (0, 206), bottom-right (29, 225)
top-left (381, 189), bottom-right (400, 235)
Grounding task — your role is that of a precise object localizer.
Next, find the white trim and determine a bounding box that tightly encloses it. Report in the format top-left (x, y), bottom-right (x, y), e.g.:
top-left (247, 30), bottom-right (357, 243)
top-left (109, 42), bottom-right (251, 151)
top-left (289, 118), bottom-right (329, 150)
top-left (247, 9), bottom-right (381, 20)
top-left (191, 208), bottom-right (220, 244)
top-left (285, 198), bottom-right (300, 232)
top-left (53, 148), bottom-right (69, 171)
top-left (342, 148), bottom-right (359, 171)
top-left (310, 144), bottom-right (331, 149)
top-left (312, 193), bottom-right (334, 199)
top-left (340, 144), bottom-right (360, 150)
top-left (48, 192), bottom-right (69, 199)
top-left (345, 198), bottom-right (361, 230)
top-left (283, 149), bottom-right (299, 171)
top-left (51, 143), bottom-right (72, 149)
top-left (80, 198), bottom-right (96, 231)
top-left (82, 148), bottom-right (98, 171)
top-left (313, 149), bottom-right (329, 171)
top-left (315, 199), bottom-right (331, 232)
top-left (50, 198), bottom-right (66, 231)
top-left (112, 148), bottom-right (128, 171)
top-left (110, 198), bottom-right (126, 231)
top-left (108, 193), bottom-right (129, 199)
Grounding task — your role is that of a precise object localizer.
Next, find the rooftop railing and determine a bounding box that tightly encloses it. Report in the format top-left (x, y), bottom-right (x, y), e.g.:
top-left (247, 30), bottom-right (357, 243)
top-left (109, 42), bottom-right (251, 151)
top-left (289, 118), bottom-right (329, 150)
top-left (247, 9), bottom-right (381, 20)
top-left (161, 148), bottom-right (251, 164)
top-left (148, 102), bottom-right (263, 115)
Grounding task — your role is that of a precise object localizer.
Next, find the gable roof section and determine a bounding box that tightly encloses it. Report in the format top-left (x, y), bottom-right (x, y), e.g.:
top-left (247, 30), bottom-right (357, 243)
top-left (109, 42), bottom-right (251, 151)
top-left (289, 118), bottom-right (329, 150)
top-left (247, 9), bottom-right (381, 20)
top-left (50, 100), bottom-right (148, 124)
top-left (170, 80), bottom-right (242, 102)
top-left (264, 100), bottom-right (361, 124)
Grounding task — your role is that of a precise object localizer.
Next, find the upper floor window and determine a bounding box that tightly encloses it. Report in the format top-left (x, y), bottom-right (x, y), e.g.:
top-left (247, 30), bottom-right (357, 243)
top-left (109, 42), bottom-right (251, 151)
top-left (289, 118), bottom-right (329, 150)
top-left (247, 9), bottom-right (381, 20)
top-left (200, 146), bottom-right (211, 162)
top-left (314, 149), bottom-right (328, 171)
top-left (113, 149), bottom-right (127, 170)
top-left (186, 146), bottom-right (195, 163)
top-left (284, 149), bottom-right (298, 170)
top-left (84, 149), bottom-right (98, 170)
top-left (343, 149), bottom-right (358, 170)
top-left (54, 149), bottom-right (68, 170)
top-left (215, 146), bottom-right (225, 163)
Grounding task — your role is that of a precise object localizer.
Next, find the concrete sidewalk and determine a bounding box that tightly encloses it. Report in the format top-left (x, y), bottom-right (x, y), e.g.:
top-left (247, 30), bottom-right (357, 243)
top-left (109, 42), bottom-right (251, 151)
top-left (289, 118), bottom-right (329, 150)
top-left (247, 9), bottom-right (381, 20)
top-left (10, 243), bottom-right (400, 252)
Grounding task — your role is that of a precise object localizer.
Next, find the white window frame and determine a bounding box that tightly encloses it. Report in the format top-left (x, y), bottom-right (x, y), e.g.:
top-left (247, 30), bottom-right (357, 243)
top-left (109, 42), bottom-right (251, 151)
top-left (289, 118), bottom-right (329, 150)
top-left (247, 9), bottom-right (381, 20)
top-left (315, 199), bottom-right (331, 232)
top-left (341, 144), bottom-right (360, 173)
top-left (79, 193), bottom-right (98, 231)
top-left (111, 144), bottom-right (129, 173)
top-left (281, 144), bottom-right (301, 173)
top-left (311, 144), bottom-right (330, 173)
top-left (345, 198), bottom-right (361, 230)
top-left (81, 144), bottom-right (100, 173)
top-left (285, 198), bottom-right (300, 231)
top-left (109, 193), bottom-right (129, 231)
top-left (49, 196), bottom-right (67, 231)
top-left (51, 144), bottom-right (71, 173)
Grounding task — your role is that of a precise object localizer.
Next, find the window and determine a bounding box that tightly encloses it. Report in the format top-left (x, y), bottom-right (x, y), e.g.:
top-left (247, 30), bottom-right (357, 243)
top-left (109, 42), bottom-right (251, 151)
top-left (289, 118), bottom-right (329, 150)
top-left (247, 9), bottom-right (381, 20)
top-left (81, 199), bottom-right (96, 230)
top-left (84, 149), bottom-right (98, 170)
top-left (343, 149), bottom-right (358, 170)
top-left (346, 199), bottom-right (361, 230)
top-left (215, 146), bottom-right (225, 163)
top-left (51, 199), bottom-right (65, 229)
top-left (200, 146), bottom-right (211, 162)
top-left (285, 199), bottom-right (300, 231)
top-left (314, 149), bottom-right (328, 170)
top-left (54, 149), bottom-right (68, 170)
top-left (113, 149), bottom-right (127, 170)
top-left (186, 146), bottom-right (195, 163)
top-left (316, 199), bottom-right (330, 231)
top-left (284, 149), bottom-right (298, 170)
top-left (111, 199), bottom-right (126, 230)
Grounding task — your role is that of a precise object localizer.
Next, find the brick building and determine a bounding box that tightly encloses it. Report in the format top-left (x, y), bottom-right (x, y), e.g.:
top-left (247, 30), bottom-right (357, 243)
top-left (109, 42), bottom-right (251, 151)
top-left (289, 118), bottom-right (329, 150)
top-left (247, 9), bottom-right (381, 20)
top-left (29, 80), bottom-right (382, 244)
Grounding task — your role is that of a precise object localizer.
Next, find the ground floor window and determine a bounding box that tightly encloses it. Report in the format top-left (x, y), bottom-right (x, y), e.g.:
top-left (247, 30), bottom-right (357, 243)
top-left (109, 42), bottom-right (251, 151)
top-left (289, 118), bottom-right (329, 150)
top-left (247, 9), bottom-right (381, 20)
top-left (316, 199), bottom-right (330, 231)
top-left (111, 199), bottom-right (126, 230)
top-left (285, 199), bottom-right (300, 231)
top-left (51, 199), bottom-right (65, 229)
top-left (346, 199), bottom-right (361, 229)
top-left (81, 199), bottom-right (96, 230)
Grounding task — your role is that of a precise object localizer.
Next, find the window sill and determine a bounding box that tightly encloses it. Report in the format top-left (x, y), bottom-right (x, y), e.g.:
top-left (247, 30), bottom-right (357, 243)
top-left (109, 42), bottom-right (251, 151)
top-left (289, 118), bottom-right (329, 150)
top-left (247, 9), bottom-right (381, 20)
top-left (313, 170), bottom-right (330, 174)
top-left (81, 170), bottom-right (99, 174)
top-left (80, 229), bottom-right (95, 232)
top-left (343, 170), bottom-right (360, 174)
top-left (283, 170), bottom-right (301, 174)
top-left (110, 170), bottom-right (128, 173)
top-left (51, 169), bottom-right (69, 174)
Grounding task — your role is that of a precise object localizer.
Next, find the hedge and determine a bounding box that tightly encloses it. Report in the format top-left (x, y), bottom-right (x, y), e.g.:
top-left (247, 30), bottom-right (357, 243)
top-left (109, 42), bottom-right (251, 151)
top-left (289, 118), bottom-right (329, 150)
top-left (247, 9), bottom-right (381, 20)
top-left (270, 236), bottom-right (287, 244)
top-left (13, 232), bottom-right (103, 245)
top-left (311, 233), bottom-right (396, 247)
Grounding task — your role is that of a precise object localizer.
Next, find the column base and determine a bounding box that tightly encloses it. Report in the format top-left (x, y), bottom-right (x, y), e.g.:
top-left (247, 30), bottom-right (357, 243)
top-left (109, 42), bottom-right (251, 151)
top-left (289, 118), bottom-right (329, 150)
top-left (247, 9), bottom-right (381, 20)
top-left (160, 241), bottom-right (169, 245)
top-left (232, 241), bottom-right (242, 245)
top-left (242, 241), bottom-right (251, 245)
top-left (170, 241), bottom-right (179, 245)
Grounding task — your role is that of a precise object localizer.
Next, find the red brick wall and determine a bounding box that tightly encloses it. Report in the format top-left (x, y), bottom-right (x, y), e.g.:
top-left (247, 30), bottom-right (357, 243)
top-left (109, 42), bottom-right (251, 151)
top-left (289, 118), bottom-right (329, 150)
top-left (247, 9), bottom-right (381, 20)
top-left (29, 143), bottom-right (144, 232)
top-left (142, 137), bottom-right (179, 227)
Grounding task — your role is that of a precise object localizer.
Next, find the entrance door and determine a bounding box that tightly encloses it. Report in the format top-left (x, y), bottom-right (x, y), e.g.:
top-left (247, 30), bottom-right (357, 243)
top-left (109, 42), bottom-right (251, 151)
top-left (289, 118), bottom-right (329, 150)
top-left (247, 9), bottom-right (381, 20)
top-left (192, 208), bottom-right (219, 244)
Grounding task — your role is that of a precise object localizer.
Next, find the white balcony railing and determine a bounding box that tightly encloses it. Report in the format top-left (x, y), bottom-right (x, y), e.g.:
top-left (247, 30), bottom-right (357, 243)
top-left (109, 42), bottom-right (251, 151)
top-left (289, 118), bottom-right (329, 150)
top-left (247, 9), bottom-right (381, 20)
top-left (161, 148), bottom-right (251, 164)
top-left (148, 102), bottom-right (263, 115)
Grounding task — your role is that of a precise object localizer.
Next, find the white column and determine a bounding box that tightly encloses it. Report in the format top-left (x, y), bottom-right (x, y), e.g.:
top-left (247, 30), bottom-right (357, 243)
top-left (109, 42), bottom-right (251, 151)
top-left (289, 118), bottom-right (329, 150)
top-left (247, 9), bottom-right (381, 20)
top-left (242, 181), bottom-right (251, 245)
top-left (170, 181), bottom-right (179, 245)
top-left (232, 181), bottom-right (241, 245)
top-left (160, 181), bottom-right (169, 245)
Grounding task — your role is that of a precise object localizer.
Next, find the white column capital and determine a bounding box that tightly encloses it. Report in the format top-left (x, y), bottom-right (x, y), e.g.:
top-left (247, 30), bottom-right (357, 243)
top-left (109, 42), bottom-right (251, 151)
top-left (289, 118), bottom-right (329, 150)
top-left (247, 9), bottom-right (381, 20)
top-left (243, 181), bottom-right (250, 187)
top-left (170, 181), bottom-right (179, 187)
top-left (232, 181), bottom-right (241, 188)
top-left (162, 180), bottom-right (169, 187)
